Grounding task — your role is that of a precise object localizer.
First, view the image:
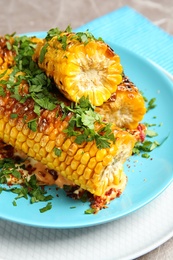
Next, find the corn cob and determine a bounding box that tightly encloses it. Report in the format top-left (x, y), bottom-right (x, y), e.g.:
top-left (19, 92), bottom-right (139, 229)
top-left (33, 28), bottom-right (123, 106)
top-left (95, 75), bottom-right (146, 129)
top-left (0, 84), bottom-right (135, 196)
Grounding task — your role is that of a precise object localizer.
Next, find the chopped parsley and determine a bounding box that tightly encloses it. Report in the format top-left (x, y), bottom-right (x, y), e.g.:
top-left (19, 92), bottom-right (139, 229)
top-left (63, 96), bottom-right (115, 149)
top-left (0, 158), bottom-right (53, 212)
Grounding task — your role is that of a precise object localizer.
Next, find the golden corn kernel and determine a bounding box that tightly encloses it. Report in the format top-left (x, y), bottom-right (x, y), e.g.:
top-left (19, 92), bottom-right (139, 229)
top-left (40, 135), bottom-right (49, 147)
top-left (62, 139), bottom-right (72, 151)
top-left (4, 123), bottom-right (11, 135)
top-left (83, 168), bottom-right (93, 180)
top-left (10, 127), bottom-right (18, 139)
top-left (33, 143), bottom-right (40, 153)
top-left (53, 158), bottom-right (60, 168)
top-left (58, 151), bottom-right (66, 162)
top-left (80, 152), bottom-right (90, 165)
top-left (17, 132), bottom-right (26, 143)
top-left (103, 155), bottom-right (113, 166)
top-left (39, 147), bottom-right (47, 157)
top-left (95, 162), bottom-right (103, 174)
top-left (59, 162), bottom-right (66, 171)
top-left (21, 142), bottom-right (29, 154)
top-left (28, 148), bottom-right (35, 158)
top-left (34, 133), bottom-right (43, 142)
top-left (76, 164), bottom-right (86, 176)
top-left (26, 139), bottom-right (35, 148)
top-left (89, 143), bottom-right (98, 157)
top-left (65, 166), bottom-right (73, 176)
top-left (0, 120), bottom-right (5, 133)
top-left (45, 140), bottom-right (55, 153)
top-left (71, 159), bottom-right (80, 170)
top-left (74, 149), bottom-right (84, 160)
top-left (88, 157), bottom-right (97, 169)
top-left (96, 149), bottom-right (107, 162)
top-left (55, 133), bottom-right (65, 147)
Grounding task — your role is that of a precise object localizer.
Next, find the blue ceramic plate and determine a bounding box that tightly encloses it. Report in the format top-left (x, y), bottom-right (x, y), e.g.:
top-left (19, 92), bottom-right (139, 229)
top-left (0, 32), bottom-right (173, 228)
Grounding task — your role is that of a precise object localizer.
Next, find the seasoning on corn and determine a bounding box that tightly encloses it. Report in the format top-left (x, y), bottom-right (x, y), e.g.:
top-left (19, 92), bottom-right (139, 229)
top-left (33, 26), bottom-right (123, 106)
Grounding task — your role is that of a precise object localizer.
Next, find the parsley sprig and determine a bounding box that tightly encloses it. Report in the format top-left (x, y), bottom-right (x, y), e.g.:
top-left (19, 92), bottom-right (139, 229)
top-left (63, 96), bottom-right (115, 149)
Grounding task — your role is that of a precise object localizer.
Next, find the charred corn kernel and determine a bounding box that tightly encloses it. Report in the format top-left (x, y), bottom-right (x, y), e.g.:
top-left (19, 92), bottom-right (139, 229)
top-left (33, 30), bottom-right (123, 106)
top-left (77, 164), bottom-right (86, 176)
top-left (80, 152), bottom-right (90, 165)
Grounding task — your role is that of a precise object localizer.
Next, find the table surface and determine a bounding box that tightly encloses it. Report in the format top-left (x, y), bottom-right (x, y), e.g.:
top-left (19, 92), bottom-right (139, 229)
top-left (0, 0), bottom-right (173, 259)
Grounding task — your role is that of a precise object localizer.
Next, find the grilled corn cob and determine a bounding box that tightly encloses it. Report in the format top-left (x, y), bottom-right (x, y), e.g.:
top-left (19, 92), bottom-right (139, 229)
top-left (0, 83), bottom-right (135, 196)
top-left (96, 76), bottom-right (146, 129)
top-left (33, 28), bottom-right (123, 106)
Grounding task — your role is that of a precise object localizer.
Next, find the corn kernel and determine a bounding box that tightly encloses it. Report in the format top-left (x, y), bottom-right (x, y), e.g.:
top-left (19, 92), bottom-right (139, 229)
top-left (65, 155), bottom-right (73, 165)
top-left (65, 166), bottom-right (73, 176)
top-left (62, 139), bottom-right (71, 151)
top-left (21, 142), bottom-right (29, 154)
top-left (28, 148), bottom-right (35, 158)
top-left (33, 143), bottom-right (40, 153)
top-left (58, 151), bottom-right (66, 162)
top-left (95, 162), bottom-right (103, 174)
top-left (88, 157), bottom-right (97, 169)
top-left (67, 143), bottom-right (78, 156)
top-left (83, 168), bottom-right (93, 180)
top-left (39, 147), bottom-right (47, 157)
top-left (59, 162), bottom-right (66, 171)
top-left (74, 148), bottom-right (84, 160)
top-left (103, 155), bottom-right (113, 166)
top-left (40, 135), bottom-right (49, 147)
top-left (96, 149), bottom-right (107, 162)
top-left (34, 133), bottom-right (43, 142)
top-left (17, 132), bottom-right (26, 143)
top-left (4, 123), bottom-right (11, 134)
top-left (45, 140), bottom-right (55, 153)
top-left (10, 127), bottom-right (18, 139)
top-left (55, 133), bottom-right (65, 146)
top-left (26, 139), bottom-right (35, 148)
top-left (89, 143), bottom-right (97, 157)
top-left (71, 159), bottom-right (80, 170)
top-left (80, 152), bottom-right (90, 165)
top-left (76, 164), bottom-right (86, 176)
